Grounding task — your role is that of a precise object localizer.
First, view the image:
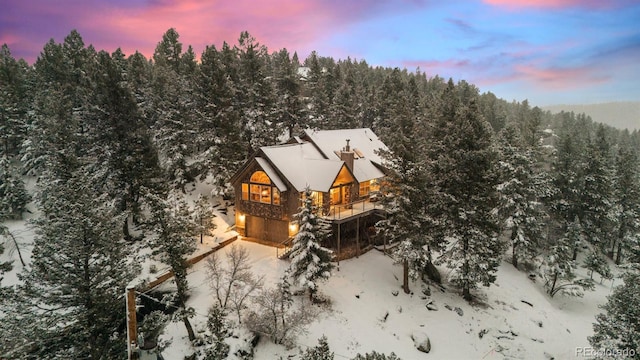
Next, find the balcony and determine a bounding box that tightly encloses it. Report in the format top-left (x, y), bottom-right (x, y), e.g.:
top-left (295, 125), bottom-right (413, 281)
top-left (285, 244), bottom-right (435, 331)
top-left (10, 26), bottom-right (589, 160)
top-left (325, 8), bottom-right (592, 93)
top-left (322, 198), bottom-right (384, 222)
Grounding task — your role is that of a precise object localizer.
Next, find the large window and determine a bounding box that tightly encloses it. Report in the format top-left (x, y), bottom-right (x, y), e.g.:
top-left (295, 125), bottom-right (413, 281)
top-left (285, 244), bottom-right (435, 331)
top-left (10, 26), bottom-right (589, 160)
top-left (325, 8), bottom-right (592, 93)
top-left (359, 181), bottom-right (371, 197)
top-left (243, 171), bottom-right (281, 205)
top-left (242, 183), bottom-right (249, 200)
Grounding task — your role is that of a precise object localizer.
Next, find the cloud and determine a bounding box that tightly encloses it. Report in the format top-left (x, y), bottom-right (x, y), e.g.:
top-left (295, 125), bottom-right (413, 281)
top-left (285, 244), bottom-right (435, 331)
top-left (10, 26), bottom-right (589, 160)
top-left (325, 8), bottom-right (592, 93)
top-left (483, 0), bottom-right (637, 10)
top-left (1, 0), bottom-right (428, 63)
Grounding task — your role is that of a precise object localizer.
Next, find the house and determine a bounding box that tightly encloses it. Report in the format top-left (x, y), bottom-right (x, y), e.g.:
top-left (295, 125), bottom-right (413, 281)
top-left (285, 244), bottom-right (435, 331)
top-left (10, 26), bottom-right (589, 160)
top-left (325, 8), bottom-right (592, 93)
top-left (230, 128), bottom-right (387, 257)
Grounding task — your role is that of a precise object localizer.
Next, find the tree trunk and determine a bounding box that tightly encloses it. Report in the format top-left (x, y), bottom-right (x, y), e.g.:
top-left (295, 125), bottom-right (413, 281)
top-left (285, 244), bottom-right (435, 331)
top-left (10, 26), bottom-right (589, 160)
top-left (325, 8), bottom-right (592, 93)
top-left (462, 286), bottom-right (472, 301)
top-left (123, 216), bottom-right (132, 241)
top-left (403, 259), bottom-right (410, 294)
top-left (182, 316), bottom-right (196, 342)
top-left (512, 243), bottom-right (518, 269)
top-left (549, 273), bottom-right (558, 297)
top-left (615, 242), bottom-right (622, 265)
top-left (572, 245), bottom-right (578, 261)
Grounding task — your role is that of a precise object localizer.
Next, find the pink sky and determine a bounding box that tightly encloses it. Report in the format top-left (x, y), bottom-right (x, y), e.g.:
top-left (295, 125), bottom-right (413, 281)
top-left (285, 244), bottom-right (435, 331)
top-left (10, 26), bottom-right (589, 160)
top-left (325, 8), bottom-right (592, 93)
top-left (2, 0), bottom-right (639, 105)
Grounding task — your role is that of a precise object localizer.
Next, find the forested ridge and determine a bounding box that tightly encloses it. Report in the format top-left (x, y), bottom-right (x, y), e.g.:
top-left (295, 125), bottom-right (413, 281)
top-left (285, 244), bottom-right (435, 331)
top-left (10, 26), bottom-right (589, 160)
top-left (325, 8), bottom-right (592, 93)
top-left (1, 28), bottom-right (640, 359)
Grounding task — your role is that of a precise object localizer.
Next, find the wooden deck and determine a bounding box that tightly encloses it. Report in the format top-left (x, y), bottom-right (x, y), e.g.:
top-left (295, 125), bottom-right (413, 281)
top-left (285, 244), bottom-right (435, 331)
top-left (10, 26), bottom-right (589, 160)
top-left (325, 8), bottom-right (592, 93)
top-left (322, 198), bottom-right (384, 224)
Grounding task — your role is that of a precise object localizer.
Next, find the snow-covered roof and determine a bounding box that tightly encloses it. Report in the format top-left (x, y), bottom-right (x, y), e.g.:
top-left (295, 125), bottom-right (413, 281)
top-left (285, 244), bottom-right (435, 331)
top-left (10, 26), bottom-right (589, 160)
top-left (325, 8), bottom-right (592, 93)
top-left (303, 128), bottom-right (387, 165)
top-left (254, 157), bottom-right (287, 192)
top-left (236, 128), bottom-right (387, 193)
top-left (351, 158), bottom-right (385, 182)
top-left (303, 128), bottom-right (386, 182)
top-left (260, 142), bottom-right (347, 192)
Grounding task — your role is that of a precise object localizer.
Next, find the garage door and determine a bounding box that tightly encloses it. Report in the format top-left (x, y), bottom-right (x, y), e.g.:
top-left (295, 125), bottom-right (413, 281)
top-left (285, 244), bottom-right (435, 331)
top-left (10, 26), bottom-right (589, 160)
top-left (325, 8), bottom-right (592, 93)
top-left (246, 216), bottom-right (288, 243)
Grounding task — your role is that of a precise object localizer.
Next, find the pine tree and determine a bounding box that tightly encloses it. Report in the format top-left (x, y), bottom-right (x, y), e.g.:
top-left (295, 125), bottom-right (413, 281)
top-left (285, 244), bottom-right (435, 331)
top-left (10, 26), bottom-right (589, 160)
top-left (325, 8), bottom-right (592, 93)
top-left (550, 114), bottom-right (588, 257)
top-left (583, 250), bottom-right (612, 283)
top-left (375, 69), bottom-right (432, 293)
top-left (289, 188), bottom-right (334, 301)
top-left (0, 155), bottom-right (31, 219)
top-left (0, 224), bottom-right (12, 291)
top-left (22, 30), bottom-right (96, 178)
top-left (150, 28), bottom-right (198, 191)
top-left (300, 336), bottom-right (334, 360)
top-left (0, 44), bottom-right (31, 157)
top-left (543, 218), bottom-right (594, 297)
top-left (144, 191), bottom-right (198, 342)
top-left (202, 305), bottom-right (230, 359)
top-left (430, 79), bottom-right (503, 301)
top-left (581, 125), bottom-right (617, 251)
top-left (496, 125), bottom-right (548, 269)
top-left (612, 134), bottom-right (640, 264)
top-left (272, 48), bottom-right (304, 137)
top-left (589, 271), bottom-right (640, 357)
top-left (193, 43), bottom-right (244, 193)
top-left (194, 194), bottom-right (216, 244)
top-left (1, 171), bottom-right (139, 359)
top-left (90, 50), bottom-right (161, 239)
top-left (236, 31), bottom-right (279, 153)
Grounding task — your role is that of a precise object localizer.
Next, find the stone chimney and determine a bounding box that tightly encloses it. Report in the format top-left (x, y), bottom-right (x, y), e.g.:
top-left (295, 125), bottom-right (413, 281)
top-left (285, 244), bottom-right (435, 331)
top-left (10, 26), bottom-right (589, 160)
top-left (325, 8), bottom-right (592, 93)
top-left (340, 139), bottom-right (354, 171)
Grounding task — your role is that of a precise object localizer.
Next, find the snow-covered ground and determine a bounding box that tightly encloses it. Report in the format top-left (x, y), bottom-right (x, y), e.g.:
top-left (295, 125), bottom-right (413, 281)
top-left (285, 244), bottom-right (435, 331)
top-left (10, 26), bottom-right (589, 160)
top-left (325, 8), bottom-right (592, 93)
top-left (157, 238), bottom-right (613, 359)
top-left (1, 178), bottom-right (616, 359)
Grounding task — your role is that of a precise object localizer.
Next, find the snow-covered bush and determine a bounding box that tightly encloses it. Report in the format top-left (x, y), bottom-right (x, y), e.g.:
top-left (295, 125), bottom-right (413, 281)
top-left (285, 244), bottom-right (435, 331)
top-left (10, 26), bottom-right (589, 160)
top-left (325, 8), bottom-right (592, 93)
top-left (244, 275), bottom-right (313, 349)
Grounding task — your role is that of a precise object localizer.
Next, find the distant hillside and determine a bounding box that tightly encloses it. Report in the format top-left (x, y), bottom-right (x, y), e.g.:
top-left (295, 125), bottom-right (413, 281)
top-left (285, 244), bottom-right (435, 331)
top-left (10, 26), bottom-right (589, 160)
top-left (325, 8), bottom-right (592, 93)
top-left (543, 101), bottom-right (640, 131)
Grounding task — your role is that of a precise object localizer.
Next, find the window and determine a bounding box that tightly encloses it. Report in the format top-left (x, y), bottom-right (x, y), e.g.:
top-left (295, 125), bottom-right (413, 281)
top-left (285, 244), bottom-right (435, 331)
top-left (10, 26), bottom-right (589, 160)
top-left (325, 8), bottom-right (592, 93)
top-left (359, 181), bottom-right (371, 197)
top-left (250, 184), bottom-right (261, 202)
top-left (330, 187), bottom-right (341, 205)
top-left (250, 171), bottom-right (270, 184)
top-left (242, 183), bottom-right (249, 200)
top-left (246, 170), bottom-right (281, 205)
top-left (260, 186), bottom-right (271, 204)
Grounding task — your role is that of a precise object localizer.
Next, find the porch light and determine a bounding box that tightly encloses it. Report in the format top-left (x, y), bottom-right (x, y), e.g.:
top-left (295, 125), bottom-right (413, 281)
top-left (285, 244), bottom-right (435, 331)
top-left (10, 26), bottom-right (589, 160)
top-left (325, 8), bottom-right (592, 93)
top-left (238, 213), bottom-right (245, 224)
top-left (289, 222), bottom-right (298, 232)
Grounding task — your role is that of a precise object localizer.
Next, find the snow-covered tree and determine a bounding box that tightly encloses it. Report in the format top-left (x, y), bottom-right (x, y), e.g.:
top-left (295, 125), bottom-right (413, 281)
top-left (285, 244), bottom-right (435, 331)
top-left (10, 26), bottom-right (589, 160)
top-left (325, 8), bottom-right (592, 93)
top-left (430, 79), bottom-right (504, 301)
top-left (496, 125), bottom-right (548, 268)
top-left (375, 68), bottom-right (433, 294)
top-left (0, 44), bottom-right (31, 157)
top-left (150, 28), bottom-right (199, 191)
top-left (245, 274), bottom-right (313, 349)
top-left (194, 194), bottom-right (216, 244)
top-left (1, 171), bottom-right (139, 359)
top-left (612, 135), bottom-right (640, 264)
top-left (205, 244), bottom-right (263, 323)
top-left (543, 218), bottom-right (594, 297)
top-left (550, 114), bottom-right (589, 258)
top-left (300, 336), bottom-right (334, 360)
top-left (583, 250), bottom-right (613, 283)
top-left (201, 305), bottom-right (231, 359)
top-left (0, 155), bottom-right (30, 219)
top-left (89, 50), bottom-right (161, 240)
top-left (589, 271), bottom-right (640, 357)
top-left (144, 191), bottom-right (198, 342)
top-left (581, 125), bottom-right (617, 251)
top-left (193, 42), bottom-right (244, 192)
top-left (0, 225), bottom-right (12, 293)
top-left (289, 188), bottom-right (334, 300)
top-left (236, 31), bottom-right (279, 152)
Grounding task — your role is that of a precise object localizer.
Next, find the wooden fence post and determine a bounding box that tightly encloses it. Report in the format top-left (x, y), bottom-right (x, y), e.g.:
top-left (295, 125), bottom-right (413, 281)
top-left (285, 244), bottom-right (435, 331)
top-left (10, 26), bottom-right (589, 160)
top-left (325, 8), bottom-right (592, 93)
top-left (126, 286), bottom-right (138, 360)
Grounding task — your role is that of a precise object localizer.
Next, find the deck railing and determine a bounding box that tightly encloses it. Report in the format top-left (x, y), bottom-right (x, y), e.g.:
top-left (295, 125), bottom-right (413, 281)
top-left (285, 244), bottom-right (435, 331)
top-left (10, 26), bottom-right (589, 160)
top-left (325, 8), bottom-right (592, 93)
top-left (322, 198), bottom-right (383, 220)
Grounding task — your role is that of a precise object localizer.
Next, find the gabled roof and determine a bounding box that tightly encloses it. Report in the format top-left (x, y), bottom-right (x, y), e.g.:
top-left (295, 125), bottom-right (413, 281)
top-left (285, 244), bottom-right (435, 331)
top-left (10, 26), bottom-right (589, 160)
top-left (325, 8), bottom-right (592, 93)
top-left (231, 128), bottom-right (387, 193)
top-left (260, 142), bottom-right (350, 192)
top-left (303, 128), bottom-right (387, 165)
top-left (303, 128), bottom-right (387, 182)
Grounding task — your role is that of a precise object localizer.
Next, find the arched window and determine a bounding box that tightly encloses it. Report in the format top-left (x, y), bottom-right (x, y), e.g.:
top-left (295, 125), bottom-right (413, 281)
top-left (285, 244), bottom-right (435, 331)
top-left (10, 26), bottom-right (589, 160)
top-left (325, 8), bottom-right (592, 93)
top-left (242, 170), bottom-right (280, 205)
top-left (250, 171), bottom-right (271, 184)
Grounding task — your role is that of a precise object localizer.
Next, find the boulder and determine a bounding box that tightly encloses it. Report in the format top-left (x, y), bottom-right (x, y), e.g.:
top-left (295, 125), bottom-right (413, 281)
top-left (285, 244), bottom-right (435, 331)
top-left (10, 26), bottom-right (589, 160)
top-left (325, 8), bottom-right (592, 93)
top-left (426, 301), bottom-right (438, 311)
top-left (412, 331), bottom-right (431, 353)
